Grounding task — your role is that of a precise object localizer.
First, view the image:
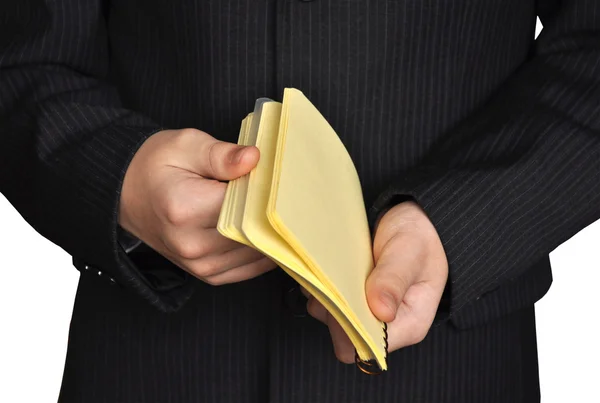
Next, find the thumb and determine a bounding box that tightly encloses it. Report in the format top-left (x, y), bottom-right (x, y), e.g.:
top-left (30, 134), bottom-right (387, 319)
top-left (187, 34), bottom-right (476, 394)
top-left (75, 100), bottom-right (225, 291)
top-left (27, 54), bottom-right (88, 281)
top-left (189, 131), bottom-right (260, 180)
top-left (366, 252), bottom-right (414, 323)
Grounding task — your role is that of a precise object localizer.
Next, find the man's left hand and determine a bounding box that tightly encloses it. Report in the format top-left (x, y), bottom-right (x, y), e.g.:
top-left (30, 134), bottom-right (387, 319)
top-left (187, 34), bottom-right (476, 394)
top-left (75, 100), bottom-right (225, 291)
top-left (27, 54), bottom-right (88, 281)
top-left (305, 201), bottom-right (449, 363)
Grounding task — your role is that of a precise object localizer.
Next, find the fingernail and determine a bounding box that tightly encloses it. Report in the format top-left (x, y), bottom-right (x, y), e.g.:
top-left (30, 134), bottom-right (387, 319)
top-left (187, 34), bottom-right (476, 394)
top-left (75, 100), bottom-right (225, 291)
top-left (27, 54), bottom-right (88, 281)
top-left (230, 147), bottom-right (245, 164)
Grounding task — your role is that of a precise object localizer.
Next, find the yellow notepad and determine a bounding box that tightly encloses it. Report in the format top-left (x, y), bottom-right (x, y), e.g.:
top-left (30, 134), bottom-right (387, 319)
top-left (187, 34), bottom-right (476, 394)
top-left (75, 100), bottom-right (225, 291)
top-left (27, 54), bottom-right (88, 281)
top-left (217, 88), bottom-right (387, 371)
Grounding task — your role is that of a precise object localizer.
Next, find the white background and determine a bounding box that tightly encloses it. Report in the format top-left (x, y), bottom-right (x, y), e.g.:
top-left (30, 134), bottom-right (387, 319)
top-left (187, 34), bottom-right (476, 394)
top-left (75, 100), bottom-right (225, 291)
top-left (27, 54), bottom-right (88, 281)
top-left (1, 20), bottom-right (599, 403)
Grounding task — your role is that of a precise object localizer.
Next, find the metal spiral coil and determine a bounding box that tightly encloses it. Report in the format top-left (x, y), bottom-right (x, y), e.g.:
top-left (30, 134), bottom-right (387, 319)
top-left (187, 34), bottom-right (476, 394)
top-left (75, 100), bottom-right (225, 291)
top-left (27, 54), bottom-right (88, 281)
top-left (355, 322), bottom-right (388, 375)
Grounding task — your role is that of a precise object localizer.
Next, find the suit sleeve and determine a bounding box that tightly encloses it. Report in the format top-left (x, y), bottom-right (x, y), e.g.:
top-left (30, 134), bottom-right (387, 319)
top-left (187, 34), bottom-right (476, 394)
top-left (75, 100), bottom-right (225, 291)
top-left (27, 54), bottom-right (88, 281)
top-left (370, 0), bottom-right (600, 316)
top-left (0, 0), bottom-right (194, 311)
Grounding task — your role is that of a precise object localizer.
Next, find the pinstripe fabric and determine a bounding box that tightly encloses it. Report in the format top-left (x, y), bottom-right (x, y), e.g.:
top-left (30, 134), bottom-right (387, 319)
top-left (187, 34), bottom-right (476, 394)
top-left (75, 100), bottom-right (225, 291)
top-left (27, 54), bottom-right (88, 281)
top-left (1, 0), bottom-right (598, 401)
top-left (60, 270), bottom-right (540, 402)
top-left (369, 0), bottom-right (600, 319)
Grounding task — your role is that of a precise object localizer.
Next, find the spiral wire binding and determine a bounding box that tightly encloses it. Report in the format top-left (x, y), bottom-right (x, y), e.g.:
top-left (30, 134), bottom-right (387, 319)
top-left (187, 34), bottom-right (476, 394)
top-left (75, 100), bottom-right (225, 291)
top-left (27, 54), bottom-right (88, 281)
top-left (355, 322), bottom-right (388, 375)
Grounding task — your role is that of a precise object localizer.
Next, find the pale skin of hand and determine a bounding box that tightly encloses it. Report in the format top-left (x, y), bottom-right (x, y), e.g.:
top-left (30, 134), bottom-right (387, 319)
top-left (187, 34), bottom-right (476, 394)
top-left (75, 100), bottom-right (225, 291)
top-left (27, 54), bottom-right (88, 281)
top-left (303, 201), bottom-right (449, 363)
top-left (119, 128), bottom-right (277, 285)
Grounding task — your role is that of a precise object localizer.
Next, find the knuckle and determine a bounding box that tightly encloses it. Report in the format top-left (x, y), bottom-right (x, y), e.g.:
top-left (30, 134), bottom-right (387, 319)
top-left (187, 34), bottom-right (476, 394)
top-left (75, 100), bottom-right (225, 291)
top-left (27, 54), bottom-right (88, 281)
top-left (203, 276), bottom-right (225, 286)
top-left (378, 270), bottom-right (409, 301)
top-left (173, 240), bottom-right (205, 260)
top-left (172, 128), bottom-right (199, 148)
top-left (206, 141), bottom-right (221, 175)
top-left (390, 271), bottom-right (410, 293)
top-left (194, 260), bottom-right (222, 278)
top-left (164, 198), bottom-right (191, 226)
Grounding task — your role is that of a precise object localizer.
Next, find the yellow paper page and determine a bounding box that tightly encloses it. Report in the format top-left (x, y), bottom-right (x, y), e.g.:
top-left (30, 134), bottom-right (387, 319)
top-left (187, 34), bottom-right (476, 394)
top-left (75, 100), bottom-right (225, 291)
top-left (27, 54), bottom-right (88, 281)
top-left (241, 102), bottom-right (377, 362)
top-left (223, 114), bottom-right (254, 246)
top-left (242, 102), bottom-right (309, 269)
top-left (217, 116), bottom-right (250, 242)
top-left (218, 98), bottom-right (273, 246)
top-left (268, 88), bottom-right (386, 369)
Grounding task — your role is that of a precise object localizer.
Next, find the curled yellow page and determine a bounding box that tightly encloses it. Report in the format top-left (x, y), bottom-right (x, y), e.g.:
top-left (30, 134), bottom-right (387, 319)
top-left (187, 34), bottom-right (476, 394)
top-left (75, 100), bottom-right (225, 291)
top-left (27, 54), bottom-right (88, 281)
top-left (218, 90), bottom-right (387, 371)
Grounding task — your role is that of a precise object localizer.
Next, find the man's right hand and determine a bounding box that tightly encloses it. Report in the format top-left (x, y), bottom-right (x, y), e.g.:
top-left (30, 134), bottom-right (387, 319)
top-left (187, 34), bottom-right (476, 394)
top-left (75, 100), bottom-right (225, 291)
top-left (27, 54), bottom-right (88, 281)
top-left (118, 128), bottom-right (276, 285)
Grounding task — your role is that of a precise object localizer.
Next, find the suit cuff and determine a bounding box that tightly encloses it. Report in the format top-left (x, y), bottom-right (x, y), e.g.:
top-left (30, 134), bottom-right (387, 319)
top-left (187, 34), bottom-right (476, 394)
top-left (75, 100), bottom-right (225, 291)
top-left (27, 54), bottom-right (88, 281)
top-left (70, 123), bottom-right (194, 312)
top-left (117, 225), bottom-right (143, 253)
top-left (368, 167), bottom-right (478, 317)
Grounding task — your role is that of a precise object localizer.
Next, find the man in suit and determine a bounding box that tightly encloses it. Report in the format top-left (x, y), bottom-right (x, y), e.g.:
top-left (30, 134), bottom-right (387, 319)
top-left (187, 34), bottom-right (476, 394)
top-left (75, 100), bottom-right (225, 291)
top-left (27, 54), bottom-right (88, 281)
top-left (1, 0), bottom-right (598, 402)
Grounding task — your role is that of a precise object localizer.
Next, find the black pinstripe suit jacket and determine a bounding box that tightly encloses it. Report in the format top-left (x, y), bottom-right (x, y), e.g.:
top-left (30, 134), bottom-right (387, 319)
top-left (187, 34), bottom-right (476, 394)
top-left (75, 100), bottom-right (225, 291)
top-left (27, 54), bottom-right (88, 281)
top-left (1, 0), bottom-right (598, 402)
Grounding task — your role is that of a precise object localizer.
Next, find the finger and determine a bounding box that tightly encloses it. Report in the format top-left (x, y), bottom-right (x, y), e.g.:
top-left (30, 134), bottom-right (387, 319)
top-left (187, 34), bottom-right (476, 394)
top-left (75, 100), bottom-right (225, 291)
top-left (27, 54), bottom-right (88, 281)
top-left (203, 228), bottom-right (248, 254)
top-left (160, 246), bottom-right (275, 290)
top-left (300, 286), bottom-right (310, 298)
top-left (372, 201), bottom-right (425, 261)
top-left (202, 256), bottom-right (277, 285)
top-left (159, 179), bottom-right (226, 235)
top-left (386, 282), bottom-right (440, 351)
top-left (185, 245), bottom-right (267, 278)
top-left (162, 228), bottom-right (245, 260)
top-left (327, 315), bottom-right (355, 364)
top-left (182, 130), bottom-right (260, 180)
top-left (184, 178), bottom-right (229, 228)
top-left (306, 297), bottom-right (328, 323)
top-left (366, 235), bottom-right (421, 323)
